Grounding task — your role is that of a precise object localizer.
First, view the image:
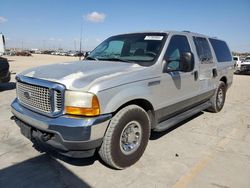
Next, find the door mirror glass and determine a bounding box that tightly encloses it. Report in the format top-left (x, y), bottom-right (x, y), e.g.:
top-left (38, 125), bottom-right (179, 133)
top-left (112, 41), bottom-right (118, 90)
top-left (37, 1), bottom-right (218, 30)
top-left (164, 52), bottom-right (194, 73)
top-left (179, 52), bottom-right (194, 72)
top-left (165, 59), bottom-right (180, 72)
top-left (84, 51), bottom-right (90, 58)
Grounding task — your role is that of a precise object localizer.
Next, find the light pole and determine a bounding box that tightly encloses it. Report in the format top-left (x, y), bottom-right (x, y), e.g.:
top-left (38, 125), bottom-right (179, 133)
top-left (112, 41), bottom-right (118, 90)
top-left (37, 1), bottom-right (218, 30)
top-left (74, 39), bottom-right (76, 51)
top-left (79, 21), bottom-right (83, 60)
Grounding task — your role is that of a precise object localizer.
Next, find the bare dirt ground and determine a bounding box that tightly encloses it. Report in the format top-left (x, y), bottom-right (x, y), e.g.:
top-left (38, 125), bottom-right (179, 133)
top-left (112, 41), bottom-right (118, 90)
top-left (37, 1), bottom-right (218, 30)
top-left (0, 54), bottom-right (250, 188)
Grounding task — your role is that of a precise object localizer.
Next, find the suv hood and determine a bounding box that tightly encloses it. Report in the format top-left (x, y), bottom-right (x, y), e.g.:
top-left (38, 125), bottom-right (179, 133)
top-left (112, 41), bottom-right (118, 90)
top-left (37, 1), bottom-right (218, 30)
top-left (20, 60), bottom-right (149, 92)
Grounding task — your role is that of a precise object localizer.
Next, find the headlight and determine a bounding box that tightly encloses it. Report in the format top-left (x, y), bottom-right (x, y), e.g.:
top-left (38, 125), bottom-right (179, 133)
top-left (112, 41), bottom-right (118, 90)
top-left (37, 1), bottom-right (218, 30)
top-left (65, 91), bottom-right (100, 116)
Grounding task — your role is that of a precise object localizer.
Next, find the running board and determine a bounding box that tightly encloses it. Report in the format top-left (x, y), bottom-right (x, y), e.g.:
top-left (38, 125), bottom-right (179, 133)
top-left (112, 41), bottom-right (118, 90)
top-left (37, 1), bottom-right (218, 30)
top-left (154, 101), bottom-right (211, 132)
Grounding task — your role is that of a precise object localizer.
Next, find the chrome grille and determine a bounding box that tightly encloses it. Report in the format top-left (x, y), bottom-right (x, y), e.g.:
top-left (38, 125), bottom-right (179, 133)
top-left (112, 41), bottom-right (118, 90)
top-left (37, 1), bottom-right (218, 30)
top-left (17, 81), bottom-right (63, 115)
top-left (55, 90), bottom-right (62, 112)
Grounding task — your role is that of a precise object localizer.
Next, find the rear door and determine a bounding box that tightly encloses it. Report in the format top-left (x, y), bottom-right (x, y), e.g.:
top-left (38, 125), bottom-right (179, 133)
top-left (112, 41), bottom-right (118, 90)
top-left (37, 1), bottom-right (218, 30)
top-left (208, 38), bottom-right (234, 85)
top-left (192, 36), bottom-right (216, 94)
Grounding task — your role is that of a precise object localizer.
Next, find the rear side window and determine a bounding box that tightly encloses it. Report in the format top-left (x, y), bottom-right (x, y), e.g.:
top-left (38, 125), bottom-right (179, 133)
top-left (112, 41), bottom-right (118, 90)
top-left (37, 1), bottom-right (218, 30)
top-left (209, 38), bottom-right (232, 62)
top-left (193, 37), bottom-right (213, 63)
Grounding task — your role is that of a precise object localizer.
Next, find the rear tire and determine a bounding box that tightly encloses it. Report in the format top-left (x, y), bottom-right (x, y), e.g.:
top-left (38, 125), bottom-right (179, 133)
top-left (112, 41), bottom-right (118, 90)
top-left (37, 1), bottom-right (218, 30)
top-left (99, 105), bottom-right (150, 169)
top-left (208, 81), bottom-right (226, 113)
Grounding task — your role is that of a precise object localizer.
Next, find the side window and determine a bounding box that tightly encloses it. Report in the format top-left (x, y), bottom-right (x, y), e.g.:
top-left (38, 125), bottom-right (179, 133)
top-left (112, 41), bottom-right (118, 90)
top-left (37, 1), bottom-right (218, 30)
top-left (165, 35), bottom-right (191, 71)
top-left (193, 37), bottom-right (213, 63)
top-left (209, 38), bottom-right (232, 62)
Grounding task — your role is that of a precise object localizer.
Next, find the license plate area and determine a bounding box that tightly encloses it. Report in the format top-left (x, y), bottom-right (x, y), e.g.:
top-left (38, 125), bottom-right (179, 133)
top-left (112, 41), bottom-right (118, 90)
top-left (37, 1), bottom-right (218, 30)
top-left (20, 122), bottom-right (32, 139)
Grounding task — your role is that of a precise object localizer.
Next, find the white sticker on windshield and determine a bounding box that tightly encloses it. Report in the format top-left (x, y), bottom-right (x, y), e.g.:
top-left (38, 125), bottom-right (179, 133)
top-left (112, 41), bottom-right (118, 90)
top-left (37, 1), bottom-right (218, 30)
top-left (144, 36), bottom-right (164, 40)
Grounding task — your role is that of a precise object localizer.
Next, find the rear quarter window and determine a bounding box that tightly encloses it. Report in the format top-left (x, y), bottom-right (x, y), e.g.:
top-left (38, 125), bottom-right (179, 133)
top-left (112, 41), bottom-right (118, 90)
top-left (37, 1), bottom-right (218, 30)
top-left (209, 38), bottom-right (232, 62)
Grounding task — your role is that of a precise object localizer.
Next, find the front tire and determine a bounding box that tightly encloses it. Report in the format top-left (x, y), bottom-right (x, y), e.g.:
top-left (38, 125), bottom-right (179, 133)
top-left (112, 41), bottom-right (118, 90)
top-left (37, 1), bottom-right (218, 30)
top-left (99, 105), bottom-right (150, 169)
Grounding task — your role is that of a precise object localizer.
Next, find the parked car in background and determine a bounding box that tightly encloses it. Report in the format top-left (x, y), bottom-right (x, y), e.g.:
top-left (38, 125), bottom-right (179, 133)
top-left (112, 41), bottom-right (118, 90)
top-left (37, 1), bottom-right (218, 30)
top-left (239, 56), bottom-right (250, 74)
top-left (16, 51), bottom-right (32, 56)
top-left (60, 51), bottom-right (68, 56)
top-left (67, 51), bottom-right (78, 56)
top-left (4, 49), bottom-right (16, 56)
top-left (233, 56), bottom-right (241, 69)
top-left (41, 50), bottom-right (54, 55)
top-left (74, 51), bottom-right (84, 57)
top-left (51, 51), bottom-right (57, 55)
top-left (11, 31), bottom-right (234, 169)
top-left (51, 51), bottom-right (62, 55)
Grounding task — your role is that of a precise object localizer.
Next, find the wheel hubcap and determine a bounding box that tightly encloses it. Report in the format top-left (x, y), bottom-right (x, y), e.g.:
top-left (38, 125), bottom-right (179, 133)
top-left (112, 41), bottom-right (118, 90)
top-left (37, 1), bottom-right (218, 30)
top-left (120, 121), bottom-right (142, 155)
top-left (217, 88), bottom-right (224, 108)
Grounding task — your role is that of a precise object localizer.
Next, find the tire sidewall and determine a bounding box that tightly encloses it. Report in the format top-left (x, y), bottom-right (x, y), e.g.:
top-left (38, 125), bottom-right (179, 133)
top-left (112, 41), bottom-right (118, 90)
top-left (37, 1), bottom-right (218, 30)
top-left (111, 107), bottom-right (150, 168)
top-left (215, 82), bottom-right (226, 112)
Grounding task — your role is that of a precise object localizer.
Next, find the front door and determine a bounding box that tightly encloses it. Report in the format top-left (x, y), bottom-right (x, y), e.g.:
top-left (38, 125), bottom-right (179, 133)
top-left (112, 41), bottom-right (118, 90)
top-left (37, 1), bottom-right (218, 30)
top-left (156, 34), bottom-right (199, 122)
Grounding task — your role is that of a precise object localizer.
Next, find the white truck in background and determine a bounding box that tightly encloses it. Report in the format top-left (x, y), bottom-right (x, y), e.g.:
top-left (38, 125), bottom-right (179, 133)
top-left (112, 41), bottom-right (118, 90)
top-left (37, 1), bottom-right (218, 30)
top-left (234, 55), bottom-right (250, 74)
top-left (0, 33), bottom-right (6, 56)
top-left (233, 56), bottom-right (241, 70)
top-left (240, 56), bottom-right (250, 73)
top-left (0, 33), bottom-right (11, 83)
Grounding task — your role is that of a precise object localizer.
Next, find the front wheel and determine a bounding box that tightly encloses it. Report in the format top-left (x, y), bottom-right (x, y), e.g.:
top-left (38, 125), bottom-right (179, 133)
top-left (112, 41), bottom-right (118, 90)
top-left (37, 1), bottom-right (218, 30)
top-left (99, 105), bottom-right (150, 169)
top-left (208, 81), bottom-right (226, 113)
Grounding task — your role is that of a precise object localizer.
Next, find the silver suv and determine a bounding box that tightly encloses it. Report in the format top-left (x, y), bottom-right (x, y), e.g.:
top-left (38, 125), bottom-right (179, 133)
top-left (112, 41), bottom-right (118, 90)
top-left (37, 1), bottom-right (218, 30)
top-left (11, 31), bottom-right (234, 169)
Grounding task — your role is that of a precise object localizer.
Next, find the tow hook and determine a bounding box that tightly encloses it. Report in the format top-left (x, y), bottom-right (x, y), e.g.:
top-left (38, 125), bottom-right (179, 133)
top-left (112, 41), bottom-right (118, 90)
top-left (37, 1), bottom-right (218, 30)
top-left (41, 133), bottom-right (52, 142)
top-left (10, 116), bottom-right (17, 120)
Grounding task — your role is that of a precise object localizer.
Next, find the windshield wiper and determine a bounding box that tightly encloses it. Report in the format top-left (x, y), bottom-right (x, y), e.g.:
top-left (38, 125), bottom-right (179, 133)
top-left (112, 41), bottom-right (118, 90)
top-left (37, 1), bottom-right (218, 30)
top-left (85, 56), bottom-right (99, 61)
top-left (98, 57), bottom-right (134, 63)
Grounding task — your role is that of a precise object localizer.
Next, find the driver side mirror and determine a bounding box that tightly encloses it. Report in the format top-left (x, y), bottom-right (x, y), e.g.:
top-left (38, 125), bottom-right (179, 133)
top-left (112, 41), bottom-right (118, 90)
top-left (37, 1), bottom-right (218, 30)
top-left (84, 51), bottom-right (90, 58)
top-left (163, 52), bottom-right (194, 73)
top-left (179, 52), bottom-right (194, 72)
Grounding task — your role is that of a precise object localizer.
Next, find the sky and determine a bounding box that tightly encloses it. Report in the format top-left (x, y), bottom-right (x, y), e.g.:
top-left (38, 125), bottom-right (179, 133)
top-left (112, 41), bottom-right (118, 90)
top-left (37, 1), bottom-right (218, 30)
top-left (0, 0), bottom-right (250, 52)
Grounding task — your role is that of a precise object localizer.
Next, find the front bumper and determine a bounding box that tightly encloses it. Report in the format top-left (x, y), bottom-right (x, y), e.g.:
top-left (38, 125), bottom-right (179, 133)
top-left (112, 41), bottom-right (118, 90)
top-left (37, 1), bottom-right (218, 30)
top-left (240, 64), bottom-right (250, 72)
top-left (11, 98), bottom-right (112, 158)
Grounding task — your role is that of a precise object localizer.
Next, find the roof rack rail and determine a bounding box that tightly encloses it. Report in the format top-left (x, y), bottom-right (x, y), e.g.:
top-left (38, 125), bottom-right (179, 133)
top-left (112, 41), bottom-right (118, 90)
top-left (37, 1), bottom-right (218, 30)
top-left (182, 30), bottom-right (190, 33)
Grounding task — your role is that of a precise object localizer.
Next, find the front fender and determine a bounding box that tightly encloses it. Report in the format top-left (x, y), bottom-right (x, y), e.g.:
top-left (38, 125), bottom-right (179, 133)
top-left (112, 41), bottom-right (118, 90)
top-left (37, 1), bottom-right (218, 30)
top-left (98, 83), bottom-right (155, 114)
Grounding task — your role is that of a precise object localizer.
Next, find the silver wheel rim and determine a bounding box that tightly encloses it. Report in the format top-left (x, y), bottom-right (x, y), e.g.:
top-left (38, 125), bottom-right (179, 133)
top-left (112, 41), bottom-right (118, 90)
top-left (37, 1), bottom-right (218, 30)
top-left (120, 121), bottom-right (142, 155)
top-left (217, 88), bottom-right (224, 108)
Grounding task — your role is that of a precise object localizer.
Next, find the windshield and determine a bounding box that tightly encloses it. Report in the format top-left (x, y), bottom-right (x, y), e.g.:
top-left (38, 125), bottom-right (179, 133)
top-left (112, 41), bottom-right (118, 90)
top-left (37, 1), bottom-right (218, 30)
top-left (245, 57), bottom-right (250, 62)
top-left (87, 33), bottom-right (167, 66)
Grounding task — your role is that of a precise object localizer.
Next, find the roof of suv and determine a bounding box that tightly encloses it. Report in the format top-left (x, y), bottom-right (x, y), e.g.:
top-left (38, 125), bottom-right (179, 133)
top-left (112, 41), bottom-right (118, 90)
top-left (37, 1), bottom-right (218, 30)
top-left (118, 30), bottom-right (213, 39)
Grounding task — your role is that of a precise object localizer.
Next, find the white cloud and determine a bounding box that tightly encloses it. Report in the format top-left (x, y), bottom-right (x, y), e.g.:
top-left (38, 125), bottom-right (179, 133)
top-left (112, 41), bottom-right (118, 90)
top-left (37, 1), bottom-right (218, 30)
top-left (83, 12), bottom-right (106, 23)
top-left (0, 16), bottom-right (7, 23)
